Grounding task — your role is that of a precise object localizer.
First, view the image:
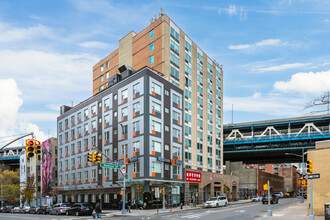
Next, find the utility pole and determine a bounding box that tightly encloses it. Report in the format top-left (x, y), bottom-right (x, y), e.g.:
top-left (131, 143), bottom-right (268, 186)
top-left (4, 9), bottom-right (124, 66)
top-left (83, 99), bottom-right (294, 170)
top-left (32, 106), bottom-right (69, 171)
top-left (121, 142), bottom-right (126, 214)
top-left (301, 149), bottom-right (304, 203)
top-left (267, 180), bottom-right (272, 216)
top-left (1, 182), bottom-right (3, 209)
top-left (308, 179), bottom-right (314, 220)
top-left (162, 187), bottom-right (166, 212)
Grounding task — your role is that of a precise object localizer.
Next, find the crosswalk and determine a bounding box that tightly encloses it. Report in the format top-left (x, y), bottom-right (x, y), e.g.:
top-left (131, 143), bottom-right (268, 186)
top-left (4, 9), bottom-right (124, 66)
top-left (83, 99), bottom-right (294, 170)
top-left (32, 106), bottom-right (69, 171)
top-left (161, 212), bottom-right (206, 219)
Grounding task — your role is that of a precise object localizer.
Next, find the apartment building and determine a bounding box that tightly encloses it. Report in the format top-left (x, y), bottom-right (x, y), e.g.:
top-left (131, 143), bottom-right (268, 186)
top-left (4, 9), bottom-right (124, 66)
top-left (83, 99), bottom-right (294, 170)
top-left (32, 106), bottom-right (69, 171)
top-left (57, 67), bottom-right (184, 208)
top-left (93, 13), bottom-right (223, 175)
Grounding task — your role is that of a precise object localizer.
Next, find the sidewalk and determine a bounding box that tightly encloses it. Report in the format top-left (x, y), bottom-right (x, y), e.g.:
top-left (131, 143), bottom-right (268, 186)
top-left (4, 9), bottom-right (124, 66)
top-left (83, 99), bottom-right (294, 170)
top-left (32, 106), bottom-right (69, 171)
top-left (255, 201), bottom-right (324, 220)
top-left (103, 199), bottom-right (252, 217)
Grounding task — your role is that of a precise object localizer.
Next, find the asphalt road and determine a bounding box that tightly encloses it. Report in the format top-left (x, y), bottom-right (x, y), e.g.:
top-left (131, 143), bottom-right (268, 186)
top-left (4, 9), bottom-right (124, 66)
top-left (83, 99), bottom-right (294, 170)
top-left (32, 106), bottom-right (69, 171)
top-left (0, 198), bottom-right (301, 220)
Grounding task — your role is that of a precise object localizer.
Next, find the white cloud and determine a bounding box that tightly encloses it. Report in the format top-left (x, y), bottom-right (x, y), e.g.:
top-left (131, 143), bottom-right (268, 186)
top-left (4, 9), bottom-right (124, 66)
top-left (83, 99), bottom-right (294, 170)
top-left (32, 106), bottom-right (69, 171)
top-left (0, 23), bottom-right (52, 43)
top-left (0, 79), bottom-right (23, 137)
top-left (257, 62), bottom-right (311, 72)
top-left (229, 39), bottom-right (287, 50)
top-left (0, 49), bottom-right (97, 101)
top-left (0, 79), bottom-right (48, 146)
top-left (79, 41), bottom-right (111, 49)
top-left (218, 5), bottom-right (247, 21)
top-left (274, 69), bottom-right (330, 94)
top-left (224, 93), bottom-right (307, 117)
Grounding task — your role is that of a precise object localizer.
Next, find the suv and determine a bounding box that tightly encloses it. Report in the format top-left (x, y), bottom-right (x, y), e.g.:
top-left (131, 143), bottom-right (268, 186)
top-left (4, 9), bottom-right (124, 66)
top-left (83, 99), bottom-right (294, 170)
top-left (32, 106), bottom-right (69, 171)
top-left (50, 203), bottom-right (71, 215)
top-left (262, 194), bottom-right (279, 204)
top-left (65, 203), bottom-right (93, 216)
top-left (204, 196), bottom-right (228, 208)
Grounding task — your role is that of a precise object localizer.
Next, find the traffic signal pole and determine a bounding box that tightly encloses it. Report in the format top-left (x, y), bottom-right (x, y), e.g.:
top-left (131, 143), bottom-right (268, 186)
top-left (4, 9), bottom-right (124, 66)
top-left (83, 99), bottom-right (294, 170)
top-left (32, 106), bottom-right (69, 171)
top-left (121, 145), bottom-right (126, 215)
top-left (308, 179), bottom-right (314, 220)
top-left (267, 180), bottom-right (272, 216)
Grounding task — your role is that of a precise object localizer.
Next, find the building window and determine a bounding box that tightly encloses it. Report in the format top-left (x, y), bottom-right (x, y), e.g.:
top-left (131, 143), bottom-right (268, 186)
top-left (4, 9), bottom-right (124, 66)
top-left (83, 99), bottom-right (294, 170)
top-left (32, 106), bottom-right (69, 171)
top-left (152, 162), bottom-right (161, 173)
top-left (133, 121), bottom-right (140, 133)
top-left (77, 112), bottom-right (81, 122)
top-left (121, 125), bottom-right (128, 136)
top-left (84, 109), bottom-right (89, 118)
top-left (121, 89), bottom-right (128, 100)
top-left (133, 162), bottom-right (140, 174)
top-left (133, 83), bottom-right (140, 94)
top-left (91, 105), bottom-right (96, 116)
top-left (173, 111), bottom-right (180, 121)
top-left (104, 98), bottom-right (109, 109)
top-left (170, 40), bottom-right (179, 54)
top-left (149, 56), bottom-right (154, 64)
top-left (152, 121), bottom-right (161, 132)
top-left (133, 141), bottom-right (140, 153)
top-left (84, 194), bottom-right (88, 202)
top-left (151, 82), bottom-right (161, 95)
top-left (122, 107), bottom-right (128, 118)
top-left (170, 27), bottom-right (179, 41)
top-left (100, 65), bottom-right (104, 72)
top-left (170, 53), bottom-right (179, 66)
top-left (173, 128), bottom-right (180, 140)
top-left (133, 102), bottom-right (140, 113)
top-left (173, 165), bottom-right (180, 175)
top-left (104, 131), bottom-right (110, 143)
top-left (149, 30), bottom-right (154, 38)
top-left (106, 61), bottom-right (109, 68)
top-left (106, 71), bottom-right (109, 79)
top-left (165, 90), bottom-right (169, 96)
top-left (150, 43), bottom-right (154, 52)
top-left (101, 75), bottom-right (104, 82)
top-left (121, 144), bottom-right (128, 157)
top-left (165, 107), bottom-right (169, 113)
top-left (152, 101), bottom-right (161, 113)
top-left (104, 114), bottom-right (110, 125)
top-left (152, 140), bottom-right (161, 152)
top-left (173, 94), bottom-right (180, 106)
top-left (172, 146), bottom-right (180, 157)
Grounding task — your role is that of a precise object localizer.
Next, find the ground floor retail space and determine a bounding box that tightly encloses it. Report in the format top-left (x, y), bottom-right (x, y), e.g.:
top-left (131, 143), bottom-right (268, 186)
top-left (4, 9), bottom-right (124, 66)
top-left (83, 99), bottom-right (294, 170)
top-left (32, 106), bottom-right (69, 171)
top-left (184, 169), bottom-right (239, 204)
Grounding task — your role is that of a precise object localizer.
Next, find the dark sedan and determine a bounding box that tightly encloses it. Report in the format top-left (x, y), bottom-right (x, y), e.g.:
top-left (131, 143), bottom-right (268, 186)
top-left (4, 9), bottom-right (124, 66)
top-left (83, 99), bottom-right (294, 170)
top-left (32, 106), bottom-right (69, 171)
top-left (3, 205), bottom-right (14, 213)
top-left (37, 205), bottom-right (52, 214)
top-left (65, 203), bottom-right (93, 216)
top-left (262, 194), bottom-right (279, 204)
top-left (29, 206), bottom-right (40, 214)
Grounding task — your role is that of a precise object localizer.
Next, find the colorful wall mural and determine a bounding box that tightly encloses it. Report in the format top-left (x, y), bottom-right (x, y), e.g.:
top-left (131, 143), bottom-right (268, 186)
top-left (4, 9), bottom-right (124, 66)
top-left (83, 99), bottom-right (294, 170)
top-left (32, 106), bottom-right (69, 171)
top-left (42, 138), bottom-right (55, 197)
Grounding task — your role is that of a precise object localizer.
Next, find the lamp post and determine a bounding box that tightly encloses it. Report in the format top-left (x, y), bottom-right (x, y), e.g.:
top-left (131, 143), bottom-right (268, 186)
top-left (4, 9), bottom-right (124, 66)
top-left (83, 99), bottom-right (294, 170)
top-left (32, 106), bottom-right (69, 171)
top-left (120, 124), bottom-right (126, 215)
top-left (285, 150), bottom-right (307, 203)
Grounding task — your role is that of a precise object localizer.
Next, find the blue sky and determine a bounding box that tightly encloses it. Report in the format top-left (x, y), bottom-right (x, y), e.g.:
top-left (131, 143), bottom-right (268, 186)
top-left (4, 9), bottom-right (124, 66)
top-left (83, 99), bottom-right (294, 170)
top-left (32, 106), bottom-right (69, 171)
top-left (1, 0), bottom-right (330, 144)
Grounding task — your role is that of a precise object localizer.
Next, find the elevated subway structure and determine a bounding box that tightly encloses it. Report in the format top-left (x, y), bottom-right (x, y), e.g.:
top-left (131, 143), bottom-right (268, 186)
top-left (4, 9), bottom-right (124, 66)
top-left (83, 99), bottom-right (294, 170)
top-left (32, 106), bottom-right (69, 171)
top-left (223, 114), bottom-right (330, 164)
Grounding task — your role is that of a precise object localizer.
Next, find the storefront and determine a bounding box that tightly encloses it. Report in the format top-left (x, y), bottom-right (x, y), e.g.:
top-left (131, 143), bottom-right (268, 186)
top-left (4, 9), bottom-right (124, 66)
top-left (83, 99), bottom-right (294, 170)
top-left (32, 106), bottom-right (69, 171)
top-left (184, 169), bottom-right (239, 204)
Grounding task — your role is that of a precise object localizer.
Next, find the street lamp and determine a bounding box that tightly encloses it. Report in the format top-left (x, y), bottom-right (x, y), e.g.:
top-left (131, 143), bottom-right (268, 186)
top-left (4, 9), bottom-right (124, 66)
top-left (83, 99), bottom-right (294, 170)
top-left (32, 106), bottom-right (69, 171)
top-left (285, 151), bottom-right (308, 203)
top-left (119, 124), bottom-right (126, 215)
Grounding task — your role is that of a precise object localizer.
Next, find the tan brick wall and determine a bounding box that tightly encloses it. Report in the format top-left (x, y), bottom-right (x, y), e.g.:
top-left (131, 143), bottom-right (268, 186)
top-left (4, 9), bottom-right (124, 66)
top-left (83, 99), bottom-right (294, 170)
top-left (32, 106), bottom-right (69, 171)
top-left (119, 31), bottom-right (135, 67)
top-left (93, 49), bottom-right (119, 95)
top-left (307, 141), bottom-right (330, 216)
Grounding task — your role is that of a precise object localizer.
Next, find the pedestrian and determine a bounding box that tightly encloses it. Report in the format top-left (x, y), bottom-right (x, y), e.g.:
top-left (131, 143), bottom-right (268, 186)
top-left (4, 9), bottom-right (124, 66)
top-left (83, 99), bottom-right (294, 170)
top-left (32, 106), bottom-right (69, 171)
top-left (93, 202), bottom-right (102, 218)
top-left (192, 195), bottom-right (196, 207)
top-left (127, 199), bottom-right (131, 213)
top-left (133, 198), bottom-right (136, 210)
top-left (119, 199), bottom-right (123, 210)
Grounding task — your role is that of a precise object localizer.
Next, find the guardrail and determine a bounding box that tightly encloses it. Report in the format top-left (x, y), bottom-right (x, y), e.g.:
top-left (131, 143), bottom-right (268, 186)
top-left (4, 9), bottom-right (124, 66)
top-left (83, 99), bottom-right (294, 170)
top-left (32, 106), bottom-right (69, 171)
top-left (224, 131), bottom-right (330, 145)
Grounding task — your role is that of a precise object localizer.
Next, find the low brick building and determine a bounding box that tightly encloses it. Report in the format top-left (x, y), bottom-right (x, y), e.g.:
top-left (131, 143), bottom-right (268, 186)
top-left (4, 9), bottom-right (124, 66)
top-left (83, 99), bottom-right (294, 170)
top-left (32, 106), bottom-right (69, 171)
top-left (278, 166), bottom-right (300, 195)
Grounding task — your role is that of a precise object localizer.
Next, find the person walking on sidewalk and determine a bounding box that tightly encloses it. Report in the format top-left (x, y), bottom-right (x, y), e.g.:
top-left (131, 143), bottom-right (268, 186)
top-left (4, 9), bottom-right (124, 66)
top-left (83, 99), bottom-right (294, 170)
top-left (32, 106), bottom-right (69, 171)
top-left (133, 198), bottom-right (136, 210)
top-left (127, 199), bottom-right (131, 213)
top-left (93, 202), bottom-right (102, 218)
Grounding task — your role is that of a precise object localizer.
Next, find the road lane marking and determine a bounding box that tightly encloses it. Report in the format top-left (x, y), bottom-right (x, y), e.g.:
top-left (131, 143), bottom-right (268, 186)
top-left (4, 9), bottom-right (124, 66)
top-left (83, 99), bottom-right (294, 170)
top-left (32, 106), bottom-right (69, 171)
top-left (207, 204), bottom-right (258, 213)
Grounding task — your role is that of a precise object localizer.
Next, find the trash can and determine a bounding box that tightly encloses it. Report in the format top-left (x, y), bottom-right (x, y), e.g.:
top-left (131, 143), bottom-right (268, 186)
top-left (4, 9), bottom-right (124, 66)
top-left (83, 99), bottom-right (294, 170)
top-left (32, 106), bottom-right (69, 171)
top-left (325, 203), bottom-right (330, 220)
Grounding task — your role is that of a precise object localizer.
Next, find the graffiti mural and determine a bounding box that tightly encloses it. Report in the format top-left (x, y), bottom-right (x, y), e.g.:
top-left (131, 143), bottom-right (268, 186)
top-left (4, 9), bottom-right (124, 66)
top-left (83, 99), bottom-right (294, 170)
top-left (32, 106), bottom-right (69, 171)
top-left (42, 138), bottom-right (54, 197)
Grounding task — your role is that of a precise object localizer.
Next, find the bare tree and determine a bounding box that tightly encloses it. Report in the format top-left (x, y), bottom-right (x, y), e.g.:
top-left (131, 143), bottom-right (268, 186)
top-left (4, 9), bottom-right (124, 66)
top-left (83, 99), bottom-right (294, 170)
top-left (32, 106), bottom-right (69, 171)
top-left (305, 91), bottom-right (330, 115)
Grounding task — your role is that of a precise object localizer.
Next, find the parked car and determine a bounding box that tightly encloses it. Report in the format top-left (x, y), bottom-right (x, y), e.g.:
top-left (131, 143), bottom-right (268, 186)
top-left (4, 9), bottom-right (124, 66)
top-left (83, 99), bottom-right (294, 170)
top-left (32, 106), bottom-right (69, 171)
top-left (262, 194), bottom-right (279, 204)
top-left (11, 207), bottom-right (21, 213)
top-left (37, 205), bottom-right (52, 214)
top-left (284, 193), bottom-right (291, 198)
top-left (50, 203), bottom-right (71, 215)
top-left (29, 206), bottom-right (40, 214)
top-left (274, 192), bottom-right (284, 198)
top-left (204, 196), bottom-right (228, 208)
top-left (251, 196), bottom-right (262, 202)
top-left (3, 205), bottom-right (14, 213)
top-left (21, 206), bottom-right (31, 213)
top-left (65, 203), bottom-right (93, 216)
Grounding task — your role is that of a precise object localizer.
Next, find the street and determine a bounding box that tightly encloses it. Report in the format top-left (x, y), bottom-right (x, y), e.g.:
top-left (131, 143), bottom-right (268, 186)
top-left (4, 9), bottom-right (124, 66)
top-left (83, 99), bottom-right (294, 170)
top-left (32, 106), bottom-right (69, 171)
top-left (0, 198), bottom-right (301, 220)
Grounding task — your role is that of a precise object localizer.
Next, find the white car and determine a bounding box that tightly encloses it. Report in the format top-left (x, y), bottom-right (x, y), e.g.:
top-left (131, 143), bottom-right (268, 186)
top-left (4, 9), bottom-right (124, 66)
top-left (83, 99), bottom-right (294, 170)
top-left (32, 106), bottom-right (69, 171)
top-left (251, 196), bottom-right (262, 202)
top-left (204, 196), bottom-right (228, 208)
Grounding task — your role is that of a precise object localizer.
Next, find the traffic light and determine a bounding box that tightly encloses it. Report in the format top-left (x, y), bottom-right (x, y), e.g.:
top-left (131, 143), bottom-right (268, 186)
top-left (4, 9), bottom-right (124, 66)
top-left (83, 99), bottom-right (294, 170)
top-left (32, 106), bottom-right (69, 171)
top-left (263, 183), bottom-right (268, 191)
top-left (307, 160), bottom-right (313, 174)
top-left (34, 140), bottom-right (41, 158)
top-left (26, 139), bottom-right (35, 158)
top-left (94, 152), bottom-right (101, 164)
top-left (88, 152), bottom-right (94, 163)
top-left (159, 189), bottom-right (163, 194)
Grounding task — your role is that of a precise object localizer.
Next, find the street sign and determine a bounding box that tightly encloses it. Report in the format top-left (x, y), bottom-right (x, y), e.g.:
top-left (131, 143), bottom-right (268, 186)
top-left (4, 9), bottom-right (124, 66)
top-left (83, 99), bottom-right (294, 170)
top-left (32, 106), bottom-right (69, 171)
top-left (155, 187), bottom-right (159, 198)
top-left (121, 165), bottom-right (126, 174)
top-left (100, 163), bottom-right (121, 169)
top-left (120, 178), bottom-right (131, 181)
top-left (306, 173), bottom-right (320, 179)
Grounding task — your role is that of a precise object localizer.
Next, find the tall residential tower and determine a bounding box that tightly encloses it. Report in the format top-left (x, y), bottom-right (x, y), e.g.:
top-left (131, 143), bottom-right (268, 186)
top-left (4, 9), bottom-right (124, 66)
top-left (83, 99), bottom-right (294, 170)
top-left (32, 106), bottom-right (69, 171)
top-left (93, 13), bottom-right (224, 174)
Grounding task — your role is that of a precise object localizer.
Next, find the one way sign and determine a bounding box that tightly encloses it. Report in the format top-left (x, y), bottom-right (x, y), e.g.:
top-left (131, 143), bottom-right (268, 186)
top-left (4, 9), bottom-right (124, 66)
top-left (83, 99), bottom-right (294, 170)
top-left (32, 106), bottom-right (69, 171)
top-left (306, 173), bottom-right (320, 179)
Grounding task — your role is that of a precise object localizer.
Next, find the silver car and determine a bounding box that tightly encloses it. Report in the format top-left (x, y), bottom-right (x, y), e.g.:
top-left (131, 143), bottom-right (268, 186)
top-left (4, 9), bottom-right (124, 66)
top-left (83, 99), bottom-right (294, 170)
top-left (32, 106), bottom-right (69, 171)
top-left (50, 203), bottom-right (71, 215)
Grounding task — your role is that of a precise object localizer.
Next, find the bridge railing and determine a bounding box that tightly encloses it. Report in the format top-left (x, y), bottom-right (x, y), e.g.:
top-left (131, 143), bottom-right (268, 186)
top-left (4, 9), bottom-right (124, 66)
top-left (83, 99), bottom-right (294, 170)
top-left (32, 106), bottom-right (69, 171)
top-left (224, 130), bottom-right (330, 144)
